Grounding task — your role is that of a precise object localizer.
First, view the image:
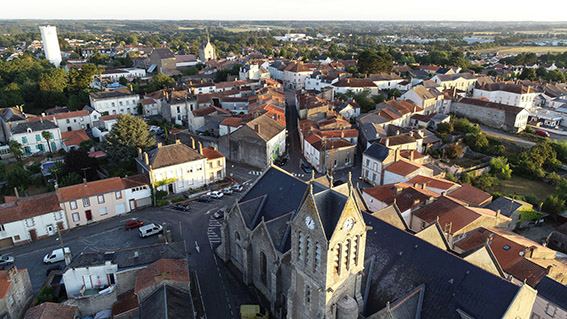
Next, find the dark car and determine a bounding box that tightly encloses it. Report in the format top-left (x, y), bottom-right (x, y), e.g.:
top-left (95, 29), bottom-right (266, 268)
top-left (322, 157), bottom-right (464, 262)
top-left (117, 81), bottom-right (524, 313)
top-left (535, 129), bottom-right (550, 137)
top-left (197, 195), bottom-right (212, 203)
top-left (125, 219), bottom-right (144, 230)
top-left (173, 202), bottom-right (190, 211)
top-left (275, 157), bottom-right (288, 167)
top-left (301, 162), bottom-right (313, 173)
top-left (213, 209), bottom-right (224, 219)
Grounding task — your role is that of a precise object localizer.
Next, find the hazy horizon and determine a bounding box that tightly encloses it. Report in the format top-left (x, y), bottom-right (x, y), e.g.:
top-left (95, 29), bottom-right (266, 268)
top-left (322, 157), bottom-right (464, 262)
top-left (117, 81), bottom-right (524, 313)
top-left (2, 0), bottom-right (567, 22)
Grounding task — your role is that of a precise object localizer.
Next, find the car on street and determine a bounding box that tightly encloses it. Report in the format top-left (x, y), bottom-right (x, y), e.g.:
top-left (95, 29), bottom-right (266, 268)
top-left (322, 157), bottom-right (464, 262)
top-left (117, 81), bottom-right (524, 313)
top-left (0, 255), bottom-right (14, 266)
top-left (139, 223), bottom-right (163, 238)
top-left (125, 219), bottom-right (144, 230)
top-left (275, 157), bottom-right (288, 166)
top-left (301, 162), bottom-right (313, 173)
top-left (173, 202), bottom-right (190, 211)
top-left (535, 129), bottom-right (550, 137)
top-left (197, 195), bottom-right (212, 202)
top-left (222, 187), bottom-right (233, 195)
top-left (232, 184), bottom-right (244, 192)
top-left (44, 247), bottom-right (71, 264)
top-left (211, 191), bottom-right (224, 199)
top-left (213, 209), bottom-right (224, 219)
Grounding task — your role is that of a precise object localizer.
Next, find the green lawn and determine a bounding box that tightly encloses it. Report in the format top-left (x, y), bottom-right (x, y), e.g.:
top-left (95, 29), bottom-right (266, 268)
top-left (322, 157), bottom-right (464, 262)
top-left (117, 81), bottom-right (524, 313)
top-left (493, 175), bottom-right (555, 203)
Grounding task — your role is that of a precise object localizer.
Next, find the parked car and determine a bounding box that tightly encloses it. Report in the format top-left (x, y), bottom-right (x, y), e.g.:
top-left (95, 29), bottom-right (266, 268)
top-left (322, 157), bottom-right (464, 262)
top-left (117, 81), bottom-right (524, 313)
top-left (211, 191), bottom-right (224, 199)
top-left (240, 305), bottom-right (268, 319)
top-left (173, 202), bottom-right (190, 211)
top-left (125, 219), bottom-right (144, 230)
top-left (0, 255), bottom-right (14, 266)
top-left (222, 187), bottom-right (233, 195)
top-left (301, 162), bottom-right (313, 173)
top-left (139, 223), bottom-right (163, 238)
top-left (232, 184), bottom-right (244, 192)
top-left (197, 195), bottom-right (212, 203)
top-left (43, 247), bottom-right (71, 264)
top-left (535, 129), bottom-right (550, 137)
top-left (275, 157), bottom-right (288, 167)
top-left (213, 209), bottom-right (224, 219)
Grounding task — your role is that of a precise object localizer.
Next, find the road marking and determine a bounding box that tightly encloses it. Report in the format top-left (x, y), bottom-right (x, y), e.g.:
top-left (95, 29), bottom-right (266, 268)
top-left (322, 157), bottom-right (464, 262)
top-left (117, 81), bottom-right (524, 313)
top-left (195, 241), bottom-right (200, 253)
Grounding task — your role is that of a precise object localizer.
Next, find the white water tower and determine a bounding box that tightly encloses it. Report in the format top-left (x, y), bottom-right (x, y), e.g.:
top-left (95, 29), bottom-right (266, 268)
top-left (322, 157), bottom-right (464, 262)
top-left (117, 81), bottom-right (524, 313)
top-left (39, 25), bottom-right (62, 67)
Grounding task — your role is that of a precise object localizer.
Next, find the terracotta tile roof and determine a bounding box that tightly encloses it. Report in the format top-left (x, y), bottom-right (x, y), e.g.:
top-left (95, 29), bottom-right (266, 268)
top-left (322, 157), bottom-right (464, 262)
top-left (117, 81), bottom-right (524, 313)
top-left (384, 159), bottom-right (425, 177)
top-left (192, 106), bottom-right (217, 117)
top-left (143, 143), bottom-right (205, 169)
top-left (140, 98), bottom-right (157, 105)
top-left (245, 114), bottom-right (285, 142)
top-left (29, 110), bottom-right (89, 122)
top-left (201, 146), bottom-right (224, 160)
top-left (400, 150), bottom-right (424, 161)
top-left (220, 117), bottom-right (243, 127)
top-left (88, 150), bottom-right (107, 158)
top-left (412, 196), bottom-right (502, 234)
top-left (304, 135), bottom-right (354, 152)
top-left (406, 175), bottom-right (459, 191)
top-left (0, 268), bottom-right (26, 298)
top-left (363, 183), bottom-right (439, 212)
top-left (58, 175), bottom-right (148, 202)
top-left (448, 183), bottom-right (492, 206)
top-left (319, 129), bottom-right (358, 139)
top-left (24, 302), bottom-right (77, 319)
top-left (111, 290), bottom-right (139, 317)
top-left (333, 78), bottom-right (377, 88)
top-left (101, 114), bottom-right (122, 121)
top-left (284, 62), bottom-right (312, 73)
top-left (380, 134), bottom-right (417, 147)
top-left (369, 73), bottom-right (403, 81)
top-left (0, 193), bottom-right (61, 224)
top-left (61, 129), bottom-right (90, 147)
top-left (134, 259), bottom-right (189, 294)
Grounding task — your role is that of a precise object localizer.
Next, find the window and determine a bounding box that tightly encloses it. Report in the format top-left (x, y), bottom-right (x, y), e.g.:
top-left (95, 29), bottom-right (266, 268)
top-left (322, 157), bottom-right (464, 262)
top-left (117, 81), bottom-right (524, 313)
top-left (298, 232), bottom-right (304, 261)
top-left (115, 191), bottom-right (122, 199)
top-left (354, 235), bottom-right (360, 266)
top-left (22, 137), bottom-right (27, 144)
top-left (305, 284), bottom-right (311, 304)
top-left (54, 211), bottom-right (63, 220)
top-left (260, 252), bottom-right (267, 284)
top-left (187, 167), bottom-right (193, 174)
top-left (217, 160), bottom-right (221, 167)
top-left (8, 296), bottom-right (14, 306)
top-left (14, 235), bottom-right (20, 241)
top-left (66, 119), bottom-right (70, 123)
top-left (209, 162), bottom-right (213, 169)
top-left (70, 201), bottom-right (77, 210)
top-left (196, 165), bottom-right (202, 171)
top-left (36, 134), bottom-right (40, 141)
top-left (0, 225), bottom-right (4, 232)
top-left (546, 304), bottom-right (556, 316)
top-left (315, 242), bottom-right (321, 271)
top-left (98, 195), bottom-right (105, 204)
top-left (72, 213), bottom-right (80, 222)
top-left (99, 207), bottom-right (108, 215)
top-left (334, 243), bottom-right (342, 275)
top-left (306, 236), bottom-right (312, 265)
top-left (83, 198), bottom-right (90, 207)
top-left (345, 239), bottom-right (351, 271)
top-left (235, 231), bottom-right (241, 241)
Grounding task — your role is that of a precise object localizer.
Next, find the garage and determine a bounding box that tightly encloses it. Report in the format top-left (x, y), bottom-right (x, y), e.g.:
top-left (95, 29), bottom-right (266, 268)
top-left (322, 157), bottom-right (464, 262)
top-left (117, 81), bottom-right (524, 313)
top-left (115, 203), bottom-right (126, 215)
top-left (0, 237), bottom-right (14, 248)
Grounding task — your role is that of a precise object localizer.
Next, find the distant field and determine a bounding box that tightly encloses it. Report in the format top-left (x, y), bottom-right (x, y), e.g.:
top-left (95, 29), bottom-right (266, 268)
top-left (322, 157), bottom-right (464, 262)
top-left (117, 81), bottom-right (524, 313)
top-left (493, 175), bottom-right (555, 203)
top-left (473, 46), bottom-right (567, 54)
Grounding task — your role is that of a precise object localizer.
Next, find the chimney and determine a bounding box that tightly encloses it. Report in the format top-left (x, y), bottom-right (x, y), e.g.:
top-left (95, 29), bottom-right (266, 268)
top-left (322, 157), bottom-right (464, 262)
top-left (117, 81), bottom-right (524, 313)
top-left (396, 130), bottom-right (400, 136)
top-left (157, 142), bottom-right (162, 148)
top-left (138, 147), bottom-right (143, 161)
top-left (211, 145), bottom-right (217, 151)
top-left (254, 124), bottom-right (260, 134)
top-left (198, 141), bottom-right (203, 155)
top-left (385, 138), bottom-right (390, 147)
top-left (14, 187), bottom-right (19, 199)
top-left (144, 152), bottom-right (149, 166)
top-left (130, 84), bottom-right (133, 91)
top-left (413, 105), bottom-right (416, 113)
top-left (83, 178), bottom-right (87, 187)
top-left (175, 139), bottom-right (181, 144)
top-left (409, 131), bottom-right (414, 137)
top-left (5, 265), bottom-right (17, 282)
top-left (395, 185), bottom-right (403, 194)
top-left (496, 209), bottom-right (501, 219)
top-left (190, 137), bottom-right (196, 149)
top-left (410, 150), bottom-right (414, 162)
top-left (395, 147), bottom-right (401, 162)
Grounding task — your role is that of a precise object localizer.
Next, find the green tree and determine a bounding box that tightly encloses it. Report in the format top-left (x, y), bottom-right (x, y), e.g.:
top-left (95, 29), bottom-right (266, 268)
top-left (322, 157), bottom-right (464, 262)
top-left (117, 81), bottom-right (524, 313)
top-left (0, 83), bottom-right (24, 107)
top-left (118, 76), bottom-right (128, 86)
top-left (8, 140), bottom-right (23, 161)
top-left (103, 114), bottom-right (155, 163)
top-left (445, 143), bottom-right (464, 159)
top-left (59, 172), bottom-right (82, 187)
top-left (546, 69), bottom-right (566, 82)
top-left (472, 173), bottom-right (497, 192)
top-left (5, 165), bottom-right (30, 189)
top-left (518, 68), bottom-right (537, 81)
top-left (542, 194), bottom-right (565, 215)
top-left (79, 139), bottom-right (96, 152)
top-left (152, 73), bottom-right (175, 89)
top-left (464, 133), bottom-right (489, 152)
top-left (436, 122), bottom-right (453, 134)
top-left (357, 50), bottom-right (393, 75)
top-left (42, 131), bottom-right (52, 153)
top-left (490, 157), bottom-right (512, 179)
top-left (63, 149), bottom-right (99, 181)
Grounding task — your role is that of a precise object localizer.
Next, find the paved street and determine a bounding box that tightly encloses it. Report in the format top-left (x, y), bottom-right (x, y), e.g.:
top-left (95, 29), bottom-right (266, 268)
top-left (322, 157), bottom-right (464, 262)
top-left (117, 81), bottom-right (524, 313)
top-left (481, 125), bottom-right (536, 147)
top-left (1, 169), bottom-right (262, 319)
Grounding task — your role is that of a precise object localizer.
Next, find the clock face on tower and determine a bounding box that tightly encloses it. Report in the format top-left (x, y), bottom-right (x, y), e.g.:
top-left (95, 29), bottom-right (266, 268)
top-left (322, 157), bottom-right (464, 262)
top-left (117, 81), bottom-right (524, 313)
top-left (343, 218), bottom-right (355, 231)
top-left (305, 216), bottom-right (315, 230)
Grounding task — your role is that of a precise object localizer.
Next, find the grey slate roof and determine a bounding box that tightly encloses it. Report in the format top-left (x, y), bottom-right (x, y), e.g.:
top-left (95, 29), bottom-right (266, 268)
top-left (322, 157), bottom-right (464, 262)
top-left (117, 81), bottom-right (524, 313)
top-left (152, 48), bottom-right (175, 59)
top-left (12, 120), bottom-right (58, 134)
top-left (313, 189), bottom-right (348, 240)
top-left (486, 197), bottom-right (524, 217)
top-left (362, 213), bottom-right (522, 319)
top-left (140, 284), bottom-right (194, 319)
top-left (1, 107), bottom-right (26, 122)
top-left (535, 276), bottom-right (567, 310)
top-left (66, 243), bottom-right (185, 270)
top-left (372, 284), bottom-right (424, 319)
top-left (363, 143), bottom-right (391, 162)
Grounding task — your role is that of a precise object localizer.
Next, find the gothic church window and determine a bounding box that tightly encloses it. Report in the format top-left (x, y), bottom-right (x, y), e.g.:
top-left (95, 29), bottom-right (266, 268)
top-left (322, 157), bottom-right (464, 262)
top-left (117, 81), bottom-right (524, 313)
top-left (298, 232), bottom-right (305, 261)
top-left (314, 242), bottom-right (321, 271)
top-left (260, 252), bottom-right (267, 284)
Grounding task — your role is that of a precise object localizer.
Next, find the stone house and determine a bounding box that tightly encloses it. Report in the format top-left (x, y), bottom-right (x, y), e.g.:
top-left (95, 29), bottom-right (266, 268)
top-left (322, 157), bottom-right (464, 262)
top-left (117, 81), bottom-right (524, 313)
top-left (0, 107), bottom-right (27, 143)
top-left (10, 121), bottom-right (63, 156)
top-left (401, 85), bottom-right (445, 114)
top-left (406, 175), bottom-right (460, 194)
top-left (219, 114), bottom-right (286, 168)
top-left (24, 302), bottom-right (78, 319)
top-left (451, 97), bottom-right (530, 132)
top-left (0, 266), bottom-right (32, 319)
top-left (198, 39), bottom-right (216, 62)
top-left (473, 82), bottom-right (539, 109)
top-left (303, 134), bottom-right (355, 174)
top-left (29, 110), bottom-right (93, 132)
top-left (149, 48), bottom-right (176, 73)
top-left (431, 73), bottom-right (478, 93)
top-left (383, 158), bottom-right (434, 185)
top-left (447, 183), bottom-right (493, 207)
top-left (361, 143), bottom-right (398, 186)
top-left (57, 175), bottom-right (150, 229)
top-left (89, 88), bottom-right (140, 116)
top-left (0, 192), bottom-right (67, 247)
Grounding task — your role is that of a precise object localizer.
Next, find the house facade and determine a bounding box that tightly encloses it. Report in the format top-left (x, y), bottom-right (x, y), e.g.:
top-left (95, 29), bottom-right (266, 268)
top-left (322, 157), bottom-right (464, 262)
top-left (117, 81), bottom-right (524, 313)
top-left (89, 88), bottom-right (140, 115)
top-left (10, 121), bottom-right (62, 156)
top-left (0, 266), bottom-right (33, 319)
top-left (29, 110), bottom-right (93, 132)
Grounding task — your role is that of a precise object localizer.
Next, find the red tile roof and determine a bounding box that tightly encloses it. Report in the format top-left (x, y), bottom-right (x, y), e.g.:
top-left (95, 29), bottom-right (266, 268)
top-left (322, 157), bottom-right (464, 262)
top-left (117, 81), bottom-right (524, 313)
top-left (201, 146), bottom-right (224, 160)
top-left (101, 114), bottom-right (122, 121)
top-left (363, 183), bottom-right (439, 212)
top-left (24, 302), bottom-right (77, 319)
top-left (0, 193), bottom-right (61, 224)
top-left (61, 129), bottom-right (90, 147)
top-left (385, 159), bottom-right (427, 177)
top-left (58, 175), bottom-right (149, 202)
top-left (448, 183), bottom-right (492, 206)
top-left (29, 110), bottom-right (89, 122)
top-left (0, 268), bottom-right (26, 298)
top-left (220, 117), bottom-right (244, 127)
top-left (134, 259), bottom-right (189, 294)
top-left (406, 175), bottom-right (459, 191)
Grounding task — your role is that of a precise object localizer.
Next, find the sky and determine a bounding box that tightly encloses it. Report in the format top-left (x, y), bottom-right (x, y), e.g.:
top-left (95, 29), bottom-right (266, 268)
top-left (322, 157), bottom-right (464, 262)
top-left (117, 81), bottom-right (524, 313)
top-left (2, 0), bottom-right (567, 21)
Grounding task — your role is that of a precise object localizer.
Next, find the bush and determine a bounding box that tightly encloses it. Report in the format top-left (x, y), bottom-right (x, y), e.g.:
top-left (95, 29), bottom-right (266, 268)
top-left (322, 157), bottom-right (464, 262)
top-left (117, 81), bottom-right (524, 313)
top-left (518, 208), bottom-right (543, 222)
top-left (490, 157), bottom-right (512, 180)
top-left (436, 122), bottom-right (453, 134)
top-left (464, 133), bottom-right (489, 152)
top-left (524, 126), bottom-right (534, 134)
top-left (471, 173), bottom-right (498, 192)
top-left (453, 118), bottom-right (481, 134)
top-left (155, 190), bottom-right (167, 200)
top-left (445, 143), bottom-right (464, 159)
top-left (542, 194), bottom-right (565, 215)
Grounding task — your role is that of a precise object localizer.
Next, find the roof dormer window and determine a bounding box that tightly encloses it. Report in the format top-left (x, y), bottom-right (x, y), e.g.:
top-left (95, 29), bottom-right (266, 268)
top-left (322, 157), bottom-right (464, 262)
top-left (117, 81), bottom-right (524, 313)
top-left (26, 128), bottom-right (32, 134)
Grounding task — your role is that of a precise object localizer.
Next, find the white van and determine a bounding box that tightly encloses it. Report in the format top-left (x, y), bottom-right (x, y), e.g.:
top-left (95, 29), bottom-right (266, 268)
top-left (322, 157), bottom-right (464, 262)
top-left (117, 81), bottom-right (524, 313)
top-left (43, 247), bottom-right (71, 264)
top-left (138, 223), bottom-right (163, 238)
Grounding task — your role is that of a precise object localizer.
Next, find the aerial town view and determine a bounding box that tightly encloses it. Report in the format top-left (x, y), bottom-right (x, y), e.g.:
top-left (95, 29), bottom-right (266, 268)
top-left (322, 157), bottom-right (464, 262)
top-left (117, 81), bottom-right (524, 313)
top-left (0, 1), bottom-right (567, 318)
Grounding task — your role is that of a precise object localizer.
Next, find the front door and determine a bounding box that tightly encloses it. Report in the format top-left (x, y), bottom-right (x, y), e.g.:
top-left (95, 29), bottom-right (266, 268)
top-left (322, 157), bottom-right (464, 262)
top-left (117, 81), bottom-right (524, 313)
top-left (29, 229), bottom-right (37, 241)
top-left (129, 199), bottom-right (136, 211)
top-left (46, 224), bottom-right (55, 236)
top-left (85, 210), bottom-right (92, 221)
top-left (168, 183), bottom-right (174, 194)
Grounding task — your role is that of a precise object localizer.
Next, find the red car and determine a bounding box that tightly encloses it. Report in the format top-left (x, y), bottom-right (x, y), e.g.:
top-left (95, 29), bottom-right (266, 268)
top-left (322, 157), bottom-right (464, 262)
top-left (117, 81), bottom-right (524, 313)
top-left (535, 129), bottom-right (550, 138)
top-left (125, 219), bottom-right (144, 230)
